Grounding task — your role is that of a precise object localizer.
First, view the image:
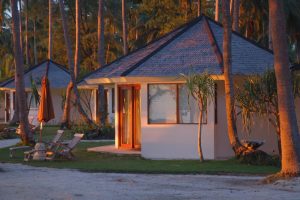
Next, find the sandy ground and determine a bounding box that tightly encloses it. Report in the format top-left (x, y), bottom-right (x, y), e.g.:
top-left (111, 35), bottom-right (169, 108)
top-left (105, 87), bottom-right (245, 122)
top-left (0, 163), bottom-right (299, 200)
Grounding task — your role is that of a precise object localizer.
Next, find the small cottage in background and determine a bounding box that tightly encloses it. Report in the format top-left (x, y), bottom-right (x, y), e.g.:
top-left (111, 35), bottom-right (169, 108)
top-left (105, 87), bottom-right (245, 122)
top-left (0, 60), bottom-right (82, 125)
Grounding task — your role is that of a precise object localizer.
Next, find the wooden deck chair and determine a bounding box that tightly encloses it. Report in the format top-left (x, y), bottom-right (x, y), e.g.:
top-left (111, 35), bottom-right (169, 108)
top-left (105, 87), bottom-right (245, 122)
top-left (23, 130), bottom-right (64, 161)
top-left (46, 133), bottom-right (84, 160)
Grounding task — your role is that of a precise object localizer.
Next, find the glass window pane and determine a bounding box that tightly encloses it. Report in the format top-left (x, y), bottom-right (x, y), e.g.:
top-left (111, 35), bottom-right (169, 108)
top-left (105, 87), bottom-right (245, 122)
top-left (148, 84), bottom-right (177, 123)
top-left (178, 84), bottom-right (207, 123)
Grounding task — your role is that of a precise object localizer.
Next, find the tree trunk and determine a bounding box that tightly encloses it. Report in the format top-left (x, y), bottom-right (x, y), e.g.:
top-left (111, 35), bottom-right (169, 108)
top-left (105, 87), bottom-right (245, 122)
top-left (197, 102), bottom-right (204, 161)
top-left (48, 0), bottom-right (53, 60)
top-left (97, 0), bottom-right (105, 67)
top-left (10, 0), bottom-right (33, 144)
top-left (59, 0), bottom-right (97, 128)
top-left (269, 0), bottom-right (300, 176)
top-left (18, 0), bottom-right (22, 52)
top-left (198, 0), bottom-right (201, 17)
top-left (74, 0), bottom-right (80, 79)
top-left (0, 0), bottom-right (2, 32)
top-left (230, 0), bottom-right (234, 17)
top-left (97, 0), bottom-right (106, 126)
top-left (25, 0), bottom-right (29, 66)
top-left (215, 0), bottom-right (219, 21)
top-left (268, 3), bottom-right (273, 50)
top-left (122, 0), bottom-right (128, 55)
top-left (232, 0), bottom-right (240, 32)
top-left (221, 0), bottom-right (246, 156)
top-left (33, 18), bottom-right (37, 64)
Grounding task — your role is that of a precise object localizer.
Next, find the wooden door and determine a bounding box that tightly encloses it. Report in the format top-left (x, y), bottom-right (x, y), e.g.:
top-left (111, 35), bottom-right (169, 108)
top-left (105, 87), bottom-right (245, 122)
top-left (118, 85), bottom-right (141, 149)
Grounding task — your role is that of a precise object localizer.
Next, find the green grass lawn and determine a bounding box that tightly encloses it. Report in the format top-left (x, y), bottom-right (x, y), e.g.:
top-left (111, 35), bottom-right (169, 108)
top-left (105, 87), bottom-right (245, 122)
top-left (0, 126), bottom-right (280, 175)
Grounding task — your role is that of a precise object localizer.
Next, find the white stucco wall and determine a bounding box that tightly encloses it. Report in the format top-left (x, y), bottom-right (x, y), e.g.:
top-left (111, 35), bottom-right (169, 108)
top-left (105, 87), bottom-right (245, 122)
top-left (114, 82), bottom-right (216, 160)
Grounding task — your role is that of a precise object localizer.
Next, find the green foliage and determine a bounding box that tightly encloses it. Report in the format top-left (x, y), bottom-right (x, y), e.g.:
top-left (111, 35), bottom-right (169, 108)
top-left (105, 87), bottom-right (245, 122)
top-left (236, 69), bottom-right (300, 135)
top-left (29, 75), bottom-right (40, 107)
top-left (182, 72), bottom-right (215, 113)
top-left (236, 69), bottom-right (278, 133)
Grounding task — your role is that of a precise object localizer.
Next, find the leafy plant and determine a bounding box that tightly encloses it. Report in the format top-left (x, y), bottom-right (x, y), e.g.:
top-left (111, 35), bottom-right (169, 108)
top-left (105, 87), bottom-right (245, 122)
top-left (181, 72), bottom-right (215, 161)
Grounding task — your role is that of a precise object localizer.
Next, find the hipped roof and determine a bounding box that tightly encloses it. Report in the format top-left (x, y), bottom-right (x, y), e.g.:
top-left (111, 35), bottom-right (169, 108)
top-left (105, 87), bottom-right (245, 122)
top-left (81, 15), bottom-right (273, 84)
top-left (0, 60), bottom-right (70, 90)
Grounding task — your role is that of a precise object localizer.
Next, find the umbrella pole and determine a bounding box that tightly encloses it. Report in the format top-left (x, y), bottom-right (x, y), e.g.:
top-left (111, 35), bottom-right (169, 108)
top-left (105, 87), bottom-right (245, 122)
top-left (39, 122), bottom-right (43, 143)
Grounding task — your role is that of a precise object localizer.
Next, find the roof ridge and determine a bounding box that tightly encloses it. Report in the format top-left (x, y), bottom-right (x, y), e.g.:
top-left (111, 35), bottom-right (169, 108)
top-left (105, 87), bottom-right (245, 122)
top-left (203, 17), bottom-right (224, 73)
top-left (120, 16), bottom-right (204, 76)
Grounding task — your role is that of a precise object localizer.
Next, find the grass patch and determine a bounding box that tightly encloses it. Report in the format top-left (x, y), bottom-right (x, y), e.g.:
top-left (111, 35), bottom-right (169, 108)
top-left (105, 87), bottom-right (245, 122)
top-left (0, 126), bottom-right (280, 175)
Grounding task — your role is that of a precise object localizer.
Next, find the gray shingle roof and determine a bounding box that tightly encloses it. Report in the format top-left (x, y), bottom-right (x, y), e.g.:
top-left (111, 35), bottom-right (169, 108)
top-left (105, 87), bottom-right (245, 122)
top-left (81, 15), bottom-right (274, 83)
top-left (0, 60), bottom-right (70, 89)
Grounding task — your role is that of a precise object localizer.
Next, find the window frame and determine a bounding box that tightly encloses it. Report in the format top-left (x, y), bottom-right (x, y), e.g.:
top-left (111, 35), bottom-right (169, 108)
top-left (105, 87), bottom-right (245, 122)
top-left (147, 83), bottom-right (208, 125)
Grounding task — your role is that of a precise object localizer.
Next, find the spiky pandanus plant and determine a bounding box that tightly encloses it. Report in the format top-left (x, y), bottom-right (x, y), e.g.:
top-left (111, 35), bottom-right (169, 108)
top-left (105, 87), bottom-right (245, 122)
top-left (236, 69), bottom-right (300, 157)
top-left (182, 72), bottom-right (215, 161)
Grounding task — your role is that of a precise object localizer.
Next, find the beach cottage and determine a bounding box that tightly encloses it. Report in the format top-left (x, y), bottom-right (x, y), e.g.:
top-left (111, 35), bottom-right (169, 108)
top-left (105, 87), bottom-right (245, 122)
top-left (79, 16), bottom-right (279, 160)
top-left (0, 60), bottom-right (71, 125)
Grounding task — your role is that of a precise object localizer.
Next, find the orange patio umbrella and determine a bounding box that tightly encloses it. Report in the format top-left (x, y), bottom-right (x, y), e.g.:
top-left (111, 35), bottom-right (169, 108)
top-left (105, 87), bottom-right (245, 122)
top-left (37, 61), bottom-right (55, 142)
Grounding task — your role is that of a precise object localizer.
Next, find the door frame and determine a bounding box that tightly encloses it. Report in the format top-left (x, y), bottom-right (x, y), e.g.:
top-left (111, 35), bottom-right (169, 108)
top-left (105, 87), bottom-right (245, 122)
top-left (118, 84), bottom-right (141, 149)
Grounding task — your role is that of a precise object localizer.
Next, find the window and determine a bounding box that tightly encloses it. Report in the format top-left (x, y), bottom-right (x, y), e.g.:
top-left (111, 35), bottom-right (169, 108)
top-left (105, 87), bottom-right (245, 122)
top-left (148, 84), bottom-right (177, 123)
top-left (148, 84), bottom-right (207, 124)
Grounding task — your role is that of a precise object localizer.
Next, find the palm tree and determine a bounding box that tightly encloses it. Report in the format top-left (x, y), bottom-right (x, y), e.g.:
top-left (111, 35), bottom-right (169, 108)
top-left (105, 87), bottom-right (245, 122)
top-left (59, 0), bottom-right (96, 128)
top-left (18, 0), bottom-right (22, 51)
top-left (48, 0), bottom-right (52, 60)
top-left (269, 0), bottom-right (300, 176)
top-left (215, 0), bottom-right (219, 21)
top-left (197, 0), bottom-right (201, 17)
top-left (222, 0), bottom-right (246, 156)
top-left (232, 0), bottom-right (240, 32)
top-left (97, 0), bottom-right (106, 125)
top-left (183, 72), bottom-right (215, 161)
top-left (98, 0), bottom-right (104, 67)
top-left (122, 0), bottom-right (128, 55)
top-left (10, 0), bottom-right (32, 144)
top-left (24, 0), bottom-right (29, 65)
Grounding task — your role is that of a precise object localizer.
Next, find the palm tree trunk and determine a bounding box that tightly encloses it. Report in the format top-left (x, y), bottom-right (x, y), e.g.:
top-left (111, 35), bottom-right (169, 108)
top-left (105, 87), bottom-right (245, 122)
top-left (198, 0), bottom-right (201, 16)
top-left (48, 0), bottom-right (52, 60)
top-left (197, 102), bottom-right (204, 161)
top-left (269, 0), bottom-right (300, 176)
top-left (18, 0), bottom-right (22, 52)
top-left (268, 4), bottom-right (273, 50)
top-left (97, 0), bottom-right (106, 126)
top-left (59, 0), bottom-right (97, 128)
top-left (10, 0), bottom-right (32, 144)
top-left (97, 0), bottom-right (104, 67)
top-left (215, 0), bottom-right (219, 21)
top-left (122, 0), bottom-right (128, 55)
top-left (33, 18), bottom-right (37, 64)
top-left (230, 0), bottom-right (234, 17)
top-left (0, 0), bottom-right (2, 32)
top-left (74, 0), bottom-right (80, 79)
top-left (25, 0), bottom-right (29, 66)
top-left (232, 0), bottom-right (240, 32)
top-left (222, 0), bottom-right (245, 156)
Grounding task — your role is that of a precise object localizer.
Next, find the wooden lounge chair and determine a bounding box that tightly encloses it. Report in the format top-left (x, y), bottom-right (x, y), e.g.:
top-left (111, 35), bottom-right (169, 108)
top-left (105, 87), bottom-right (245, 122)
top-left (23, 130), bottom-right (64, 161)
top-left (46, 133), bottom-right (84, 160)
